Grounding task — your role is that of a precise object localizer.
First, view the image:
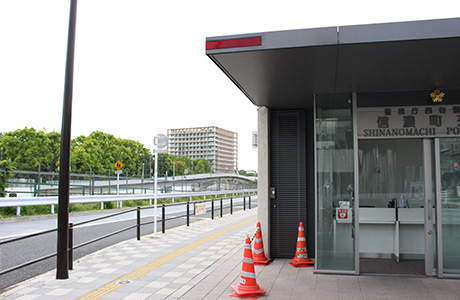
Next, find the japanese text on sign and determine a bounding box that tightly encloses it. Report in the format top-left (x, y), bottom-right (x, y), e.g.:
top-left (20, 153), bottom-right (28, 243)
top-left (357, 105), bottom-right (460, 139)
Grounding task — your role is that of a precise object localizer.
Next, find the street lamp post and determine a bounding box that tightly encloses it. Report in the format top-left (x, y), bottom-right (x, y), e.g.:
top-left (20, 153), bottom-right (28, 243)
top-left (153, 148), bottom-right (158, 236)
top-left (153, 134), bottom-right (167, 238)
top-left (141, 163), bottom-right (144, 193)
top-left (57, 0), bottom-right (78, 280)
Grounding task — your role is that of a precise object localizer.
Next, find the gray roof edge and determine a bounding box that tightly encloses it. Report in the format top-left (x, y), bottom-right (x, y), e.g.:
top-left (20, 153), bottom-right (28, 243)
top-left (206, 26), bottom-right (338, 54)
top-left (206, 17), bottom-right (460, 54)
top-left (339, 17), bottom-right (460, 44)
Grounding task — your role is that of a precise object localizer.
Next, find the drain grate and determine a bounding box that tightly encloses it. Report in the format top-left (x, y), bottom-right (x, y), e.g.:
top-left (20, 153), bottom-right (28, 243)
top-left (114, 280), bottom-right (132, 285)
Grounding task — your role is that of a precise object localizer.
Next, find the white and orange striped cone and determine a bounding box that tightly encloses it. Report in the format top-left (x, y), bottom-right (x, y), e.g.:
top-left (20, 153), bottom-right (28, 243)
top-left (230, 237), bottom-right (266, 299)
top-left (252, 222), bottom-right (271, 266)
top-left (289, 221), bottom-right (314, 268)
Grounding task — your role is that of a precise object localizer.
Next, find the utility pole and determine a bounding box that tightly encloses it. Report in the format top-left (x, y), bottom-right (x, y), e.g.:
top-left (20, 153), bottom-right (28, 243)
top-left (142, 163), bottom-right (145, 193)
top-left (154, 149), bottom-right (158, 236)
top-left (37, 163), bottom-right (41, 197)
top-left (57, 0), bottom-right (78, 280)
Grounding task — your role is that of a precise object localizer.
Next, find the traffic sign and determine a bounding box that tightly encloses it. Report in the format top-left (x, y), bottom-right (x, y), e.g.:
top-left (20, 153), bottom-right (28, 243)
top-left (115, 170), bottom-right (122, 175)
top-left (114, 160), bottom-right (123, 170)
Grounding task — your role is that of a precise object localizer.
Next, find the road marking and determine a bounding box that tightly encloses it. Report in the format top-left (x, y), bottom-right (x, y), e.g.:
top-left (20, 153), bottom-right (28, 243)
top-left (76, 214), bottom-right (257, 300)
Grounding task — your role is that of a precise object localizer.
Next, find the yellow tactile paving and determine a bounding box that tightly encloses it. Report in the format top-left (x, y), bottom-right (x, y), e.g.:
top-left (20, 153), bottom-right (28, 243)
top-left (76, 215), bottom-right (257, 300)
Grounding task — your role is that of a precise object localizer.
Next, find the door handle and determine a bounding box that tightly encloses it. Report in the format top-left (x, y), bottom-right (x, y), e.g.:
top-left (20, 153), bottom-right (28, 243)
top-left (427, 199), bottom-right (433, 221)
top-left (270, 187), bottom-right (276, 199)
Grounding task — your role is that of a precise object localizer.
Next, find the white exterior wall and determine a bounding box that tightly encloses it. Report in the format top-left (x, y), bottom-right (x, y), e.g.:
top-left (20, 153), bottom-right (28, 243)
top-left (257, 106), bottom-right (270, 257)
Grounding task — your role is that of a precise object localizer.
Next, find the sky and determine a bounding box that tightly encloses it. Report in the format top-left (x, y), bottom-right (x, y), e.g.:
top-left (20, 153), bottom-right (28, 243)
top-left (1, 0), bottom-right (459, 171)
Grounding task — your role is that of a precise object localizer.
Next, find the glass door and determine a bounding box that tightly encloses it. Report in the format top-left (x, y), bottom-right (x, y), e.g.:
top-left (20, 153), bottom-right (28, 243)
top-left (315, 94), bottom-right (355, 273)
top-left (358, 138), bottom-right (436, 276)
top-left (437, 138), bottom-right (460, 277)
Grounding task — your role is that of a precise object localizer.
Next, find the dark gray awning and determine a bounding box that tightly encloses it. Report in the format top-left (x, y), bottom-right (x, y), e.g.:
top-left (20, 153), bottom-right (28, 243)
top-left (206, 18), bottom-right (460, 109)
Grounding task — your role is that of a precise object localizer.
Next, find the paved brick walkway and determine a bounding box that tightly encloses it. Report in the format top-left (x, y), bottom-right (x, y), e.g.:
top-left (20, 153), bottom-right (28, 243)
top-left (2, 207), bottom-right (460, 300)
top-left (1, 209), bottom-right (257, 300)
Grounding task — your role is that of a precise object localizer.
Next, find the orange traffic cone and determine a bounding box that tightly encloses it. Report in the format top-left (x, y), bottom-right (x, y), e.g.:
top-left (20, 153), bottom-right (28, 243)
top-left (252, 222), bottom-right (271, 266)
top-left (289, 221), bottom-right (314, 268)
top-left (230, 237), bottom-right (266, 299)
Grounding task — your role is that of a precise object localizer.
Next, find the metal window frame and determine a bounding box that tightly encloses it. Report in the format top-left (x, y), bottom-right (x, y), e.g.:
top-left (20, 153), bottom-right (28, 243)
top-left (313, 93), bottom-right (358, 275)
top-left (352, 92), bottom-right (360, 275)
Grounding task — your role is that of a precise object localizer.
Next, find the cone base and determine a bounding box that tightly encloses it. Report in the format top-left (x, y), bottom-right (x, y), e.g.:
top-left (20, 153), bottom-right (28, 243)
top-left (289, 259), bottom-right (314, 268)
top-left (253, 258), bottom-right (271, 266)
top-left (230, 285), bottom-right (266, 299)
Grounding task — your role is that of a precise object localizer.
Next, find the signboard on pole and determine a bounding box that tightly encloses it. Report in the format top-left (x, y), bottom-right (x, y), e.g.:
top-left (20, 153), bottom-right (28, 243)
top-left (114, 160), bottom-right (123, 197)
top-left (114, 160), bottom-right (123, 170)
top-left (195, 202), bottom-right (207, 215)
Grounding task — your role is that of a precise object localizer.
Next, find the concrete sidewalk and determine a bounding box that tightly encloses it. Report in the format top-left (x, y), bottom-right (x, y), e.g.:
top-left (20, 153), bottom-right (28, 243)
top-left (0, 209), bottom-right (258, 300)
top-left (1, 207), bottom-right (460, 300)
top-left (183, 256), bottom-right (460, 300)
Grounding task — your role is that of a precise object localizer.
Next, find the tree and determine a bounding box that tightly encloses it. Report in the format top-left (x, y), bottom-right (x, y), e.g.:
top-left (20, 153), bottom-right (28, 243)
top-left (0, 159), bottom-right (14, 197)
top-left (173, 160), bottom-right (186, 176)
top-left (174, 156), bottom-right (192, 171)
top-left (71, 134), bottom-right (105, 174)
top-left (71, 131), bottom-right (151, 176)
top-left (158, 153), bottom-right (173, 177)
top-left (0, 128), bottom-right (60, 172)
top-left (167, 156), bottom-right (211, 175)
top-left (193, 158), bottom-right (211, 174)
top-left (46, 132), bottom-right (61, 172)
top-left (2, 128), bottom-right (152, 177)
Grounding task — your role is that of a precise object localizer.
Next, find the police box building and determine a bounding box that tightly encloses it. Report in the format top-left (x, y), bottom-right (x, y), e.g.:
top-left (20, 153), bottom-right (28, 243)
top-left (206, 18), bottom-right (460, 277)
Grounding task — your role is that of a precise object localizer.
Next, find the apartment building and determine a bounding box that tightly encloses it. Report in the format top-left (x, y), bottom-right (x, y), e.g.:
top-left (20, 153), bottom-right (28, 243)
top-left (167, 126), bottom-right (238, 173)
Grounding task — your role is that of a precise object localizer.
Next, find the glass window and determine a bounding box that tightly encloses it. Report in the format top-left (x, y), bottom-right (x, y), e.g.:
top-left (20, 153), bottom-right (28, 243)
top-left (359, 139), bottom-right (424, 208)
top-left (439, 138), bottom-right (460, 274)
top-left (316, 94), bottom-right (355, 271)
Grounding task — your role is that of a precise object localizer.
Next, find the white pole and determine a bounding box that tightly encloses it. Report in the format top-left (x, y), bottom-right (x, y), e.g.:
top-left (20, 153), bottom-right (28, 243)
top-left (117, 173), bottom-right (120, 195)
top-left (117, 172), bottom-right (120, 208)
top-left (154, 149), bottom-right (158, 237)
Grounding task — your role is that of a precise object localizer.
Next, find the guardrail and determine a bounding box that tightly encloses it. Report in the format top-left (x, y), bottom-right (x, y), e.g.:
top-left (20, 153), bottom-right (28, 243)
top-left (3, 169), bottom-right (258, 197)
top-left (6, 181), bottom-right (154, 197)
top-left (0, 192), bottom-right (257, 278)
top-left (0, 189), bottom-right (256, 216)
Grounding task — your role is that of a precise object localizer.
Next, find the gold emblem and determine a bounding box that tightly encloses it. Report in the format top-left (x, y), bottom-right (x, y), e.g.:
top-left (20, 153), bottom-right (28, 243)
top-left (430, 89), bottom-right (445, 103)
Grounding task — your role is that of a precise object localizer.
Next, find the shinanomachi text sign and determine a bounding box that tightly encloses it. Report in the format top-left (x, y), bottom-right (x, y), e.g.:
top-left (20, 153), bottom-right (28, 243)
top-left (357, 105), bottom-right (460, 139)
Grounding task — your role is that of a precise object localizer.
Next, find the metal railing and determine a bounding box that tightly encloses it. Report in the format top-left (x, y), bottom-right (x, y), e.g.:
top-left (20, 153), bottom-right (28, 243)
top-left (0, 192), bottom-right (257, 276)
top-left (0, 189), bottom-right (256, 216)
top-left (2, 169), bottom-right (258, 197)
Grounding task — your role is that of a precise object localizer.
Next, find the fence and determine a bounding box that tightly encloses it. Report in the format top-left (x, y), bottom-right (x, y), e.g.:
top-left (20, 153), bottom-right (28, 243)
top-left (0, 189), bottom-right (256, 217)
top-left (0, 192), bottom-right (257, 278)
top-left (2, 169), bottom-right (258, 197)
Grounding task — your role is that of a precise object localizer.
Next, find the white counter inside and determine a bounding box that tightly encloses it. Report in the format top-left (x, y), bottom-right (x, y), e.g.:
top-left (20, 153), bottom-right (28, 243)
top-left (358, 207), bottom-right (428, 259)
top-left (360, 208), bottom-right (395, 224)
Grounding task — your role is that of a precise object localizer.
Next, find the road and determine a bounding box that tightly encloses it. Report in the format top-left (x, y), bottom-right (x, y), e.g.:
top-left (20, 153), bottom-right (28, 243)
top-left (0, 196), bottom-right (257, 291)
